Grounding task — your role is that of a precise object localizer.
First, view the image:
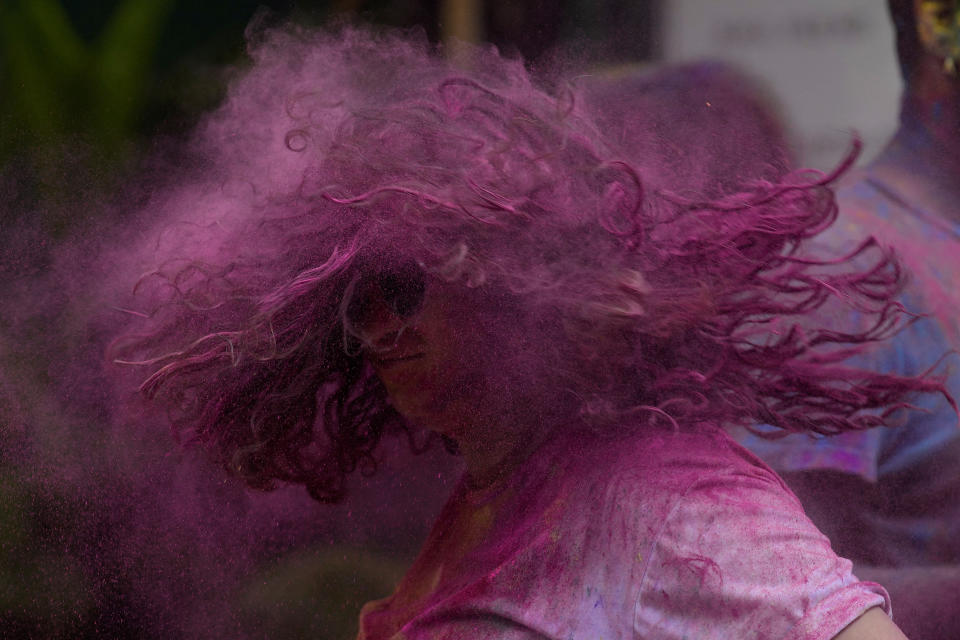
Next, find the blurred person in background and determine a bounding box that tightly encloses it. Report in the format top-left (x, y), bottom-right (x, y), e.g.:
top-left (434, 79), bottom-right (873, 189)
top-left (108, 22), bottom-right (950, 639)
top-left (737, 2), bottom-right (960, 638)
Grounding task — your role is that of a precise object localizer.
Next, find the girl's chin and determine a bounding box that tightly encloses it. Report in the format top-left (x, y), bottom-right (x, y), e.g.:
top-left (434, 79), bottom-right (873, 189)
top-left (393, 402), bottom-right (468, 439)
top-left (389, 396), bottom-right (440, 427)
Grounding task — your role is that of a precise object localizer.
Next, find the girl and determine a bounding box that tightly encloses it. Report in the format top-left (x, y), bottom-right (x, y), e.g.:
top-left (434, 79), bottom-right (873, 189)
top-left (113, 25), bottom-right (941, 639)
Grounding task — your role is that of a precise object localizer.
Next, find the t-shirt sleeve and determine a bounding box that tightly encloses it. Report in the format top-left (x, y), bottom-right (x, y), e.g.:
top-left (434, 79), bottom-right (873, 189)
top-left (635, 466), bottom-right (890, 640)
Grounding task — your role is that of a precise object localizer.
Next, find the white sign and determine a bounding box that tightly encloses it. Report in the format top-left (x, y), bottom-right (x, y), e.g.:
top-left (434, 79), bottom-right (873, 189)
top-left (662, 0), bottom-right (902, 169)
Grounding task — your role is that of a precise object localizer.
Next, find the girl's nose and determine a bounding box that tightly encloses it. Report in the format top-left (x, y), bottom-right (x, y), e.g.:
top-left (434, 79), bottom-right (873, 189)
top-left (357, 297), bottom-right (406, 350)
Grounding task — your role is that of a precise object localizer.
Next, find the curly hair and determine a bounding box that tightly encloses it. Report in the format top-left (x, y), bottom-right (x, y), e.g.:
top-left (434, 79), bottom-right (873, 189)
top-left (110, 24), bottom-right (949, 502)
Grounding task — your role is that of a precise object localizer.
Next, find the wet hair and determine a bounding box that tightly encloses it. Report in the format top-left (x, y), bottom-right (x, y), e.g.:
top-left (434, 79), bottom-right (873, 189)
top-left (111, 24), bottom-right (947, 502)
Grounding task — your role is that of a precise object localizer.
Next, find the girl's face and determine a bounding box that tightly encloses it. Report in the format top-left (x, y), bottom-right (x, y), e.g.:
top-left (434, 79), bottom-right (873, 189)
top-left (351, 266), bottom-right (544, 442)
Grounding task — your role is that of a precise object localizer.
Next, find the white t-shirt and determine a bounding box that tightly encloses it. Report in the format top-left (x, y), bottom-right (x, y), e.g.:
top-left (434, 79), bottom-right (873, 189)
top-left (358, 423), bottom-right (888, 639)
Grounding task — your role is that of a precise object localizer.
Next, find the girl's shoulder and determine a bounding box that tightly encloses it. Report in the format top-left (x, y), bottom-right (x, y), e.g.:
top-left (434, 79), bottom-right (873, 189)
top-left (561, 422), bottom-right (788, 498)
top-left (559, 425), bottom-right (887, 640)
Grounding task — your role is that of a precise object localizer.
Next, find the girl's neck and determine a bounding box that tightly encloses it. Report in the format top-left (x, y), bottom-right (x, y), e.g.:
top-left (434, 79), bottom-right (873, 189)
top-left (458, 419), bottom-right (555, 491)
top-left (866, 66), bottom-right (960, 223)
top-left (876, 58), bottom-right (960, 193)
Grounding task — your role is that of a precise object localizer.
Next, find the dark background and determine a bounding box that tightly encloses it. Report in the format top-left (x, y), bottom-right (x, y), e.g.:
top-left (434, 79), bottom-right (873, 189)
top-left (0, 2), bottom-right (659, 639)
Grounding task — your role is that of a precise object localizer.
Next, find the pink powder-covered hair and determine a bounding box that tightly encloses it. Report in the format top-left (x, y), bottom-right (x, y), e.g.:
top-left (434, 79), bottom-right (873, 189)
top-left (110, 25), bottom-right (948, 502)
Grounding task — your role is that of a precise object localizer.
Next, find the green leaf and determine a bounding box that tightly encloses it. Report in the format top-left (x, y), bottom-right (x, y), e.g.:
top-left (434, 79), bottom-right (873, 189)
top-left (18, 0), bottom-right (89, 75)
top-left (0, 5), bottom-right (67, 139)
top-left (92, 0), bottom-right (175, 142)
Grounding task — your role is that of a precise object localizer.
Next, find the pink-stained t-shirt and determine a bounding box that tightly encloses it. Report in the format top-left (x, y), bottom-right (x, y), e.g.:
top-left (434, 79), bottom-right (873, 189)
top-left (357, 423), bottom-right (888, 639)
